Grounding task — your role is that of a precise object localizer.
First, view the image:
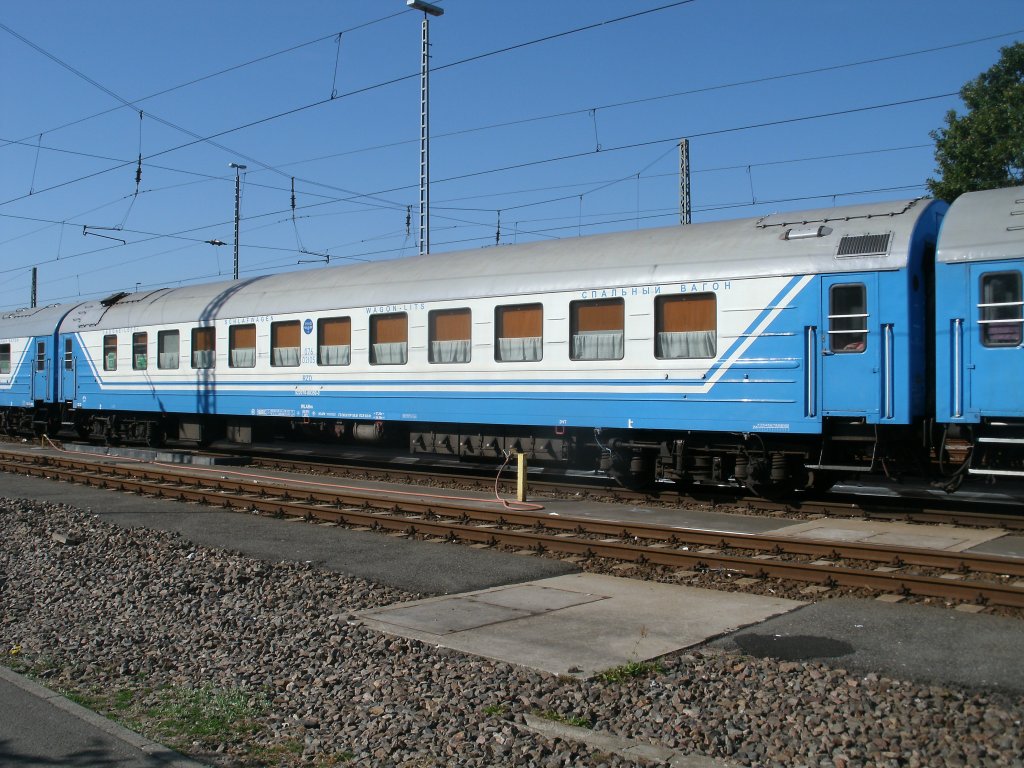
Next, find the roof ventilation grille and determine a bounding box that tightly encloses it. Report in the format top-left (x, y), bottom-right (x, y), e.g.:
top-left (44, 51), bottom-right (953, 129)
top-left (836, 233), bottom-right (891, 258)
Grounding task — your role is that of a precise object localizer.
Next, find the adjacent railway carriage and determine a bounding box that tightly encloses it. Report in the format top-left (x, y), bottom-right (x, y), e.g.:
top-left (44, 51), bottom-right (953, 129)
top-left (0, 302), bottom-right (79, 434)
top-left (935, 185), bottom-right (1024, 481)
top-left (4, 186), bottom-right (1022, 494)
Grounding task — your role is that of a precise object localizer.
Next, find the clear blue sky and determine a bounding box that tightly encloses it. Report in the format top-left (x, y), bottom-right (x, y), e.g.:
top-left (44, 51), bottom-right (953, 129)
top-left (1, 1), bottom-right (1021, 312)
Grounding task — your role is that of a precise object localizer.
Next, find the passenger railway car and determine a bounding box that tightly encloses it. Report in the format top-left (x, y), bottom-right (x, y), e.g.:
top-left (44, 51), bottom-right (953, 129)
top-left (934, 184), bottom-right (1024, 482)
top-left (2, 186), bottom-right (1022, 494)
top-left (0, 302), bottom-right (79, 435)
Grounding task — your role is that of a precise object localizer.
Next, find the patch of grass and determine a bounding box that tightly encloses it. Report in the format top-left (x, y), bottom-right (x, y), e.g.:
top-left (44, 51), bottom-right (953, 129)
top-left (483, 703), bottom-right (508, 716)
top-left (146, 684), bottom-right (269, 742)
top-left (63, 689), bottom-right (103, 709)
top-left (113, 688), bottom-right (135, 710)
top-left (596, 660), bottom-right (664, 683)
top-left (535, 709), bottom-right (592, 729)
top-left (250, 738), bottom-right (304, 763)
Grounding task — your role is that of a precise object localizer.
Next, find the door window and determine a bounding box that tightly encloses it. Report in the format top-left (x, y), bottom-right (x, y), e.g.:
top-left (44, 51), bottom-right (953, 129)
top-left (979, 271), bottom-right (1022, 347)
top-left (828, 284), bottom-right (867, 353)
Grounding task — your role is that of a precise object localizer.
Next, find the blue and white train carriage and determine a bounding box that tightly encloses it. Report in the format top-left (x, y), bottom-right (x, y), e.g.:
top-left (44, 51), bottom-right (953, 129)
top-left (0, 302), bottom-right (80, 434)
top-left (48, 194), bottom-right (946, 492)
top-left (935, 185), bottom-right (1024, 481)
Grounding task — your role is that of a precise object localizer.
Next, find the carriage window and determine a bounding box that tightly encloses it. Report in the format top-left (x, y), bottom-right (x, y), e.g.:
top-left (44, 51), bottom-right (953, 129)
top-left (229, 324), bottom-right (256, 368)
top-left (370, 313), bottom-right (408, 365)
top-left (571, 298), bottom-right (624, 361)
top-left (158, 330), bottom-right (180, 369)
top-left (103, 335), bottom-right (118, 371)
top-left (271, 320), bottom-right (301, 367)
top-left (429, 308), bottom-right (471, 364)
top-left (64, 338), bottom-right (73, 371)
top-left (132, 332), bottom-right (148, 370)
top-left (191, 327), bottom-right (216, 369)
top-left (980, 272), bottom-right (1022, 347)
top-left (317, 317), bottom-right (351, 366)
top-left (828, 284), bottom-right (867, 353)
top-left (36, 342), bottom-right (46, 371)
top-left (495, 303), bottom-right (543, 362)
top-left (0, 344), bottom-right (9, 375)
top-left (655, 293), bottom-right (717, 359)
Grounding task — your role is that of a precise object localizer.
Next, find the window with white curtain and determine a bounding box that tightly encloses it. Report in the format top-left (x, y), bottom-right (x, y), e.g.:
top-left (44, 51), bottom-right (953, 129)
top-left (429, 308), bottom-right (471, 364)
top-left (654, 293), bottom-right (717, 359)
top-left (192, 327), bottom-right (216, 369)
top-left (570, 298), bottom-right (624, 361)
top-left (495, 303), bottom-right (543, 362)
top-left (317, 317), bottom-right (351, 366)
top-left (229, 324), bottom-right (256, 368)
top-left (271, 320), bottom-right (301, 367)
top-left (370, 313), bottom-right (408, 365)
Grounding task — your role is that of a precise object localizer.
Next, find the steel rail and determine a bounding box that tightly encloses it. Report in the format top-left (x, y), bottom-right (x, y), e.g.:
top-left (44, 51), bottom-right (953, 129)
top-left (242, 451), bottom-right (1024, 530)
top-left (6, 451), bottom-right (1021, 579)
top-left (2, 451), bottom-right (1023, 607)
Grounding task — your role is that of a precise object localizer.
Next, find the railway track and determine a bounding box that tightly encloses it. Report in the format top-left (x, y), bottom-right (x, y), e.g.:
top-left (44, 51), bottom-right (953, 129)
top-left (2, 446), bottom-right (1023, 610)
top-left (239, 448), bottom-right (1024, 531)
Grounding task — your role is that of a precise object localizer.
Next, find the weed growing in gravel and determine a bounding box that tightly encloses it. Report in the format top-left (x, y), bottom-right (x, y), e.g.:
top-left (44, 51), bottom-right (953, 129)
top-left (535, 709), bottom-right (592, 729)
top-left (596, 660), bottom-right (665, 683)
top-left (146, 684), bottom-right (270, 741)
top-left (250, 738), bottom-right (305, 763)
top-left (63, 688), bottom-right (107, 710)
top-left (483, 703), bottom-right (508, 716)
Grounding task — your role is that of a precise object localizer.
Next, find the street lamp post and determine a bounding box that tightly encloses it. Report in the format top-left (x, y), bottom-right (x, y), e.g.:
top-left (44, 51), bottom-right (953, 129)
top-left (407, 0), bottom-right (443, 256)
top-left (229, 162), bottom-right (247, 279)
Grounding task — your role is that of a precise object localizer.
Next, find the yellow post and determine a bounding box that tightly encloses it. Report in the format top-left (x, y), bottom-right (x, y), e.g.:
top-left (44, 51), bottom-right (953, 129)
top-left (516, 452), bottom-right (528, 502)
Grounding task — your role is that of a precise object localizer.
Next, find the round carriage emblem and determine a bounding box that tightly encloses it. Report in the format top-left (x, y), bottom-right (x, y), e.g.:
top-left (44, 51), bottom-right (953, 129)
top-left (303, 319), bottom-right (313, 335)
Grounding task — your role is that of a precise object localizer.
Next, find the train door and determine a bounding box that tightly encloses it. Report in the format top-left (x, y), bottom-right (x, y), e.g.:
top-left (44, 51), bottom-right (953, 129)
top-left (819, 274), bottom-right (881, 417)
top-left (30, 337), bottom-right (51, 402)
top-left (967, 265), bottom-right (1024, 417)
top-left (59, 336), bottom-right (77, 403)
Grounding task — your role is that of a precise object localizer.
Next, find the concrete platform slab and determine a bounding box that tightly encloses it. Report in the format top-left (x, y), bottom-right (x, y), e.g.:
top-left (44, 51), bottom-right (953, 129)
top-left (539, 498), bottom-right (802, 536)
top-left (360, 573), bottom-right (803, 677)
top-left (967, 534), bottom-right (1024, 559)
top-left (769, 519), bottom-right (1007, 552)
top-left (369, 585), bottom-right (607, 635)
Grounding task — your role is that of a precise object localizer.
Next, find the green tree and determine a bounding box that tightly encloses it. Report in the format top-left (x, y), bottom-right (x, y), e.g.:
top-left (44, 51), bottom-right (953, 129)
top-left (928, 42), bottom-right (1024, 202)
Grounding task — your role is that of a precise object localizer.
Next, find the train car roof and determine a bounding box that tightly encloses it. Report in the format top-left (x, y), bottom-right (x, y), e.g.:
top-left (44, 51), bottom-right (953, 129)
top-left (0, 302), bottom-right (80, 339)
top-left (59, 196), bottom-right (941, 331)
top-left (937, 184), bottom-right (1024, 264)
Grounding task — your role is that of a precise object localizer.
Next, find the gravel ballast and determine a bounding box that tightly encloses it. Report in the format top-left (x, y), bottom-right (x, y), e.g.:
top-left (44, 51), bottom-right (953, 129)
top-left (2, 496), bottom-right (1022, 768)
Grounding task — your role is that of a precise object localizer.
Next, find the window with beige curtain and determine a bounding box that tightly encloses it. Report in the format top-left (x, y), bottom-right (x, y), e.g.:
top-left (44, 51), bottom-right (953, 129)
top-left (495, 303), bottom-right (543, 362)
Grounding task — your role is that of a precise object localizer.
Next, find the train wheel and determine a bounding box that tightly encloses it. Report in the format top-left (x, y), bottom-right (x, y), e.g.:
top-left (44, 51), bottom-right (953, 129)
top-left (607, 448), bottom-right (656, 491)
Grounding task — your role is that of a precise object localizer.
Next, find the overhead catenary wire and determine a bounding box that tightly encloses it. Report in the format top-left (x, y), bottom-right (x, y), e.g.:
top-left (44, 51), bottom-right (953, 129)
top-left (0, 9), bottom-right (409, 147)
top-left (1, 9), bottom-right (1013, 309)
top-left (0, 180), bottom-right (926, 309)
top-left (0, 2), bottom-right (701, 211)
top-left (0, 19), bottom-right (1004, 233)
top-left (261, 29), bottom-right (1022, 173)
